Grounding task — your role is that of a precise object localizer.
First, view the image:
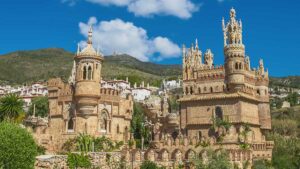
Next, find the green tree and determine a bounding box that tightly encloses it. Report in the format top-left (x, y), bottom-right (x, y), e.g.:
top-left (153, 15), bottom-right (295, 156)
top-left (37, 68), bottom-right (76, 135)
top-left (268, 133), bottom-right (300, 169)
top-left (28, 96), bottom-right (49, 117)
top-left (0, 122), bottom-right (38, 169)
top-left (286, 92), bottom-right (299, 107)
top-left (131, 102), bottom-right (151, 149)
top-left (0, 94), bottom-right (24, 122)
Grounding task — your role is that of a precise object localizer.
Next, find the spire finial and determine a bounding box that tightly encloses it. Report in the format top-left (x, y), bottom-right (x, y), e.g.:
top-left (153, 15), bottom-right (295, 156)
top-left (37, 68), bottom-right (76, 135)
top-left (195, 38), bottom-right (198, 49)
top-left (97, 44), bottom-right (100, 55)
top-left (87, 25), bottom-right (93, 45)
top-left (230, 7), bottom-right (236, 19)
top-left (77, 43), bottom-right (80, 54)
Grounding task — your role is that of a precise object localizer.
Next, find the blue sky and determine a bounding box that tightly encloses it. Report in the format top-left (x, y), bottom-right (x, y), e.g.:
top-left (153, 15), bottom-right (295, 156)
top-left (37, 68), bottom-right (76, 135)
top-left (0, 0), bottom-right (299, 77)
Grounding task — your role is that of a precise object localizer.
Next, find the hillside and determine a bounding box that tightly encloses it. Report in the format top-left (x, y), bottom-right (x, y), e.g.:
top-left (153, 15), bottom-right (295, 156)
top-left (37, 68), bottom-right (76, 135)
top-left (0, 48), bottom-right (181, 86)
top-left (0, 48), bottom-right (299, 88)
top-left (270, 76), bottom-right (300, 89)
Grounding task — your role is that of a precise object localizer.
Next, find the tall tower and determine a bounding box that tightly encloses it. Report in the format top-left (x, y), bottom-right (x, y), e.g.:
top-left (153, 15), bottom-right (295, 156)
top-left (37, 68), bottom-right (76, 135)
top-left (223, 8), bottom-right (245, 92)
top-left (74, 26), bottom-right (104, 114)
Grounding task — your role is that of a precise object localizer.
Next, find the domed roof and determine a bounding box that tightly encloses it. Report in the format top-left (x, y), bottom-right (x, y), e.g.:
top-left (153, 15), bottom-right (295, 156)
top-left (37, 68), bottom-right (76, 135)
top-left (77, 26), bottom-right (103, 58)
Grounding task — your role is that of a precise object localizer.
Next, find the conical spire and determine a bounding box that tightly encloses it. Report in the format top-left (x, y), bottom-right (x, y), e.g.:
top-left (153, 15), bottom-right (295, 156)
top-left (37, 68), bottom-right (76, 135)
top-left (77, 43), bottom-right (80, 55)
top-left (87, 25), bottom-right (93, 45)
top-left (195, 38), bottom-right (199, 49)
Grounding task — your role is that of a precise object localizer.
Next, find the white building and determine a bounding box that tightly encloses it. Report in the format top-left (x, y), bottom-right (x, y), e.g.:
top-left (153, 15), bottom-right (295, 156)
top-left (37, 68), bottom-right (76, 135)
top-left (0, 83), bottom-right (48, 111)
top-left (161, 79), bottom-right (182, 91)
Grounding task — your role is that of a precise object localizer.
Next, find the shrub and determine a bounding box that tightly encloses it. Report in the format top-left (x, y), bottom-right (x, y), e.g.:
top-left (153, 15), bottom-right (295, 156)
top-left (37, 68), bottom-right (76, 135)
top-left (140, 160), bottom-right (161, 169)
top-left (0, 122), bottom-right (38, 169)
top-left (67, 153), bottom-right (91, 169)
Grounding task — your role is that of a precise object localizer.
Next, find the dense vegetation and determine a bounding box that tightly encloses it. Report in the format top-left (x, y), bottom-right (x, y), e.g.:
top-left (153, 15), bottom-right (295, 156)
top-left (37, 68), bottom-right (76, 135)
top-left (28, 96), bottom-right (49, 117)
top-left (131, 102), bottom-right (151, 149)
top-left (0, 93), bottom-right (25, 122)
top-left (0, 122), bottom-right (38, 169)
top-left (0, 48), bottom-right (181, 87)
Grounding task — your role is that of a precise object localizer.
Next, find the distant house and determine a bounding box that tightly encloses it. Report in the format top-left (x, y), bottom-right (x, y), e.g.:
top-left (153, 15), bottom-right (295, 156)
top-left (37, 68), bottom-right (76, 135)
top-left (282, 101), bottom-right (291, 108)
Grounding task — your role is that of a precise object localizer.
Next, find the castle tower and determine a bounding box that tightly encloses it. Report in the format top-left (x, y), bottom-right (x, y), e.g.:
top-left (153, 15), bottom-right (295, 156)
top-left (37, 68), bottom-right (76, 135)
top-left (74, 26), bottom-right (104, 114)
top-left (223, 8), bottom-right (245, 92)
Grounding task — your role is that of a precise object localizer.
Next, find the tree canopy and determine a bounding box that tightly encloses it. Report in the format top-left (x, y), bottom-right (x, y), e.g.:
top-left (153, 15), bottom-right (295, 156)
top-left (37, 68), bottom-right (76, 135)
top-left (0, 93), bottom-right (24, 122)
top-left (0, 122), bottom-right (38, 169)
top-left (28, 96), bottom-right (49, 117)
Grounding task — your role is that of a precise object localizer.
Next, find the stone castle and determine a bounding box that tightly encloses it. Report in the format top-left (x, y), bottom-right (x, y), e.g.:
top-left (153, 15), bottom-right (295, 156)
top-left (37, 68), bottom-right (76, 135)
top-left (138, 8), bottom-right (273, 168)
top-left (33, 27), bottom-right (133, 152)
top-left (33, 8), bottom-right (273, 169)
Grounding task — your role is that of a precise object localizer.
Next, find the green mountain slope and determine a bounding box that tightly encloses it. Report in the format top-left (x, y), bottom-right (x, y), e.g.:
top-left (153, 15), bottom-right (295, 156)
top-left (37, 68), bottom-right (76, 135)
top-left (0, 48), bottom-right (181, 86)
top-left (0, 48), bottom-right (299, 88)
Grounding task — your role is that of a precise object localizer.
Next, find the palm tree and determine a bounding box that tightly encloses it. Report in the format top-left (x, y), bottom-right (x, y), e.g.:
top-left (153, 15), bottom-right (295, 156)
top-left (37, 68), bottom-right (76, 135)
top-left (0, 94), bottom-right (24, 122)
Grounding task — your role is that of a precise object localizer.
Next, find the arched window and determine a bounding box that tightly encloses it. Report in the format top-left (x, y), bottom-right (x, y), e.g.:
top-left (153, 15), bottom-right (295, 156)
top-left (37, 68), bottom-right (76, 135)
top-left (185, 87), bottom-right (189, 95)
top-left (67, 118), bottom-right (74, 131)
top-left (190, 86), bottom-right (193, 94)
top-left (215, 106), bottom-right (223, 120)
top-left (198, 87), bottom-right (201, 94)
top-left (235, 62), bottom-right (239, 70)
top-left (257, 89), bottom-right (260, 95)
top-left (88, 66), bottom-right (92, 80)
top-left (210, 87), bottom-right (213, 93)
top-left (83, 66), bottom-right (87, 80)
top-left (67, 110), bottom-right (74, 132)
top-left (239, 63), bottom-right (242, 69)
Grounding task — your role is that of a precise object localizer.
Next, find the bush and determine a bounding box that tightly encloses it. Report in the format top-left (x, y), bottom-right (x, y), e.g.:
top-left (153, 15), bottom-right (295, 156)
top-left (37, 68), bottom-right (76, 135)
top-left (140, 160), bottom-right (161, 169)
top-left (267, 133), bottom-right (300, 169)
top-left (272, 119), bottom-right (298, 136)
top-left (252, 159), bottom-right (274, 169)
top-left (67, 153), bottom-right (91, 169)
top-left (0, 122), bottom-right (38, 169)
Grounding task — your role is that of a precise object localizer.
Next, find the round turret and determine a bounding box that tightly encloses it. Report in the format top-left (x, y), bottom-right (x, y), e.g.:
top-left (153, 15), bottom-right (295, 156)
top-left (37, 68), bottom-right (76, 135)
top-left (222, 8), bottom-right (246, 92)
top-left (73, 26), bottom-right (104, 114)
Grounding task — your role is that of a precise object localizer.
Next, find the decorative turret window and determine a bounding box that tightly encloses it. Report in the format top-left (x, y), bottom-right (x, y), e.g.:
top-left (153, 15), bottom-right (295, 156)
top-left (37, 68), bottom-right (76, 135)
top-left (88, 66), bottom-right (92, 80)
top-left (190, 86), bottom-right (193, 94)
top-left (83, 66), bottom-right (87, 80)
top-left (67, 110), bottom-right (74, 133)
top-left (235, 62), bottom-right (239, 70)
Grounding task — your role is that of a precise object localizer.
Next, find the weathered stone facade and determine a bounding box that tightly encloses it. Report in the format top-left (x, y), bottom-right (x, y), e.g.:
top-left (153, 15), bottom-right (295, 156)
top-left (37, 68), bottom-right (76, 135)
top-left (33, 27), bottom-right (133, 152)
top-left (140, 8), bottom-right (274, 168)
top-left (32, 8), bottom-right (273, 169)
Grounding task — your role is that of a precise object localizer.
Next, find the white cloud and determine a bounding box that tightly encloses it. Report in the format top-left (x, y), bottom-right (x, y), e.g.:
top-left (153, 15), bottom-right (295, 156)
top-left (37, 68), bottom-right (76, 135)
top-left (83, 0), bottom-right (199, 19)
top-left (128, 0), bottom-right (199, 19)
top-left (79, 17), bottom-right (181, 61)
top-left (61, 0), bottom-right (77, 6)
top-left (86, 0), bottom-right (131, 6)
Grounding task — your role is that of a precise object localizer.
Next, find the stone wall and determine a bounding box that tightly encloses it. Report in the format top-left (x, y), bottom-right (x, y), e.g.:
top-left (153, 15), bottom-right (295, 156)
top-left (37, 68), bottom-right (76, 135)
top-left (35, 152), bottom-right (123, 169)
